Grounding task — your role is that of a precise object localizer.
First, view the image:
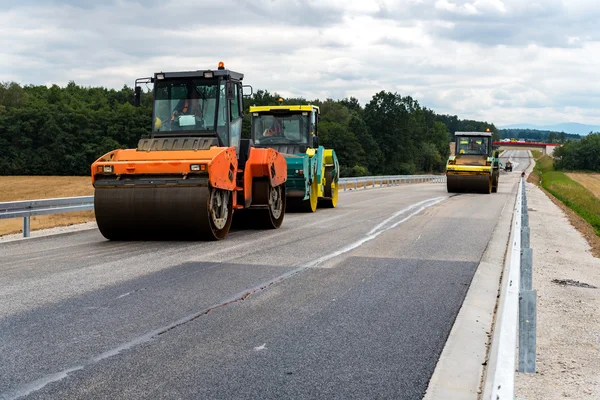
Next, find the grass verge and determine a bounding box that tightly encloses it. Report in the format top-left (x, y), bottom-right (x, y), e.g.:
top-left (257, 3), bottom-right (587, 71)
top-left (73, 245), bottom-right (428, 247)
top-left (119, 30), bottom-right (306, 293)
top-left (530, 156), bottom-right (600, 237)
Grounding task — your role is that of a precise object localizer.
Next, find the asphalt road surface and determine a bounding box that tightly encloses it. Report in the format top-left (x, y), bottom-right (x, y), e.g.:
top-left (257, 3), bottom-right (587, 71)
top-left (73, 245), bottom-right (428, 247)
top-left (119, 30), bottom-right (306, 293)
top-left (0, 151), bottom-right (529, 400)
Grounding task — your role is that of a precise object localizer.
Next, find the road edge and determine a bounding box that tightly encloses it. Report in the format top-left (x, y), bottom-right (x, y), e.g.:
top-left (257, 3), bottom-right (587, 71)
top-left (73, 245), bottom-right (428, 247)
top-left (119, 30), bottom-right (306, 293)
top-left (0, 221), bottom-right (98, 244)
top-left (422, 164), bottom-right (522, 400)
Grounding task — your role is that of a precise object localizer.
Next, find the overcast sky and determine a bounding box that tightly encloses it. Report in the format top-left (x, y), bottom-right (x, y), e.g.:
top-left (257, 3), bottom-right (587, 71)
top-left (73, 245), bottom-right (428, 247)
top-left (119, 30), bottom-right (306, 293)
top-left (1, 0), bottom-right (599, 126)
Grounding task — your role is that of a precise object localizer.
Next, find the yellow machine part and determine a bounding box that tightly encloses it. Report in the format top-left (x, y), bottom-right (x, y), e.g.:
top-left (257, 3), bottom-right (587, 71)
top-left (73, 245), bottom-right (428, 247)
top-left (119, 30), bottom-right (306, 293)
top-left (446, 155), bottom-right (493, 194)
top-left (321, 149), bottom-right (339, 208)
top-left (249, 105), bottom-right (316, 113)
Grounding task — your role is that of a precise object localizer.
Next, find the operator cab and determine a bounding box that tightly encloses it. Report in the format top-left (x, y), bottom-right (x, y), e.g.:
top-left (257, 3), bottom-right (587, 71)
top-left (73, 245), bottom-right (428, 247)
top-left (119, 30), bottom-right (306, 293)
top-left (133, 62), bottom-right (249, 154)
top-left (250, 104), bottom-right (320, 155)
top-left (455, 132), bottom-right (492, 156)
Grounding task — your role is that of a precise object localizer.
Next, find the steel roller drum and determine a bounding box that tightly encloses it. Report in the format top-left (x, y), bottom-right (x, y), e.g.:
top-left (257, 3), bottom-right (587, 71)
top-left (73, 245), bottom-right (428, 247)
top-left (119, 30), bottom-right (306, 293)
top-left (94, 186), bottom-right (230, 240)
top-left (446, 174), bottom-right (491, 194)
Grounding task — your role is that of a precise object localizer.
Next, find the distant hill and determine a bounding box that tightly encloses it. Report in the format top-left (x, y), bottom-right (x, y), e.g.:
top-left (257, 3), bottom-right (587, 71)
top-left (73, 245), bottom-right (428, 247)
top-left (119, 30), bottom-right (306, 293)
top-left (497, 128), bottom-right (581, 142)
top-left (499, 122), bottom-right (600, 135)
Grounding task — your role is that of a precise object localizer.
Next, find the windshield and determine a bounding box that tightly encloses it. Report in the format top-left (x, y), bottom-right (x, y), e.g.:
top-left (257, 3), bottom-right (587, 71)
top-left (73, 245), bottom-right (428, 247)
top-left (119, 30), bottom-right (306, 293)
top-left (252, 113), bottom-right (308, 145)
top-left (457, 136), bottom-right (490, 155)
top-left (153, 78), bottom-right (220, 133)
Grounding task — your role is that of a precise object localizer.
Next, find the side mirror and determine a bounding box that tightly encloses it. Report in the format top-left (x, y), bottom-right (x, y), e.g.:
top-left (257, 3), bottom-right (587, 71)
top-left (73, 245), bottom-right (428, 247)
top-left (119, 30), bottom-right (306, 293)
top-left (226, 81), bottom-right (235, 100)
top-left (134, 86), bottom-right (141, 107)
top-left (494, 151), bottom-right (499, 158)
top-left (312, 136), bottom-right (319, 148)
top-left (242, 84), bottom-right (253, 97)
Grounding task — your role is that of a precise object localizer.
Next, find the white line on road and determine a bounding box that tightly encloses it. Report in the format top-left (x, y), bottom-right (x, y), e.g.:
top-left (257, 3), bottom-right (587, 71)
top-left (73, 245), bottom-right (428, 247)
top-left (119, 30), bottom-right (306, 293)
top-left (1, 196), bottom-right (448, 400)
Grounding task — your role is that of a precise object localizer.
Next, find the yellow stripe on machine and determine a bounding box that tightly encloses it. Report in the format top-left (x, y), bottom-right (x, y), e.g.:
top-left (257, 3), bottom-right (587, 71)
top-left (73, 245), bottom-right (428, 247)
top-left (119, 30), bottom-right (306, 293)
top-left (446, 165), bottom-right (491, 172)
top-left (249, 105), bottom-right (317, 113)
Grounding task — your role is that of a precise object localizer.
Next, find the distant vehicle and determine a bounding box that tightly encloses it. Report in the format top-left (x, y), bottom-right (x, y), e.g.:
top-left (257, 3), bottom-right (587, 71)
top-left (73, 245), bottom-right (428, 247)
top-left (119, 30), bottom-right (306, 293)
top-left (505, 161), bottom-right (513, 172)
top-left (446, 131), bottom-right (500, 194)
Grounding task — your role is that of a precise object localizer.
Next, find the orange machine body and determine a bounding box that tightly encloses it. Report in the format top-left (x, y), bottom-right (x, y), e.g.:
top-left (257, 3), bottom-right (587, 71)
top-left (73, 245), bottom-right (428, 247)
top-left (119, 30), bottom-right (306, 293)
top-left (242, 147), bottom-right (287, 207)
top-left (91, 145), bottom-right (287, 209)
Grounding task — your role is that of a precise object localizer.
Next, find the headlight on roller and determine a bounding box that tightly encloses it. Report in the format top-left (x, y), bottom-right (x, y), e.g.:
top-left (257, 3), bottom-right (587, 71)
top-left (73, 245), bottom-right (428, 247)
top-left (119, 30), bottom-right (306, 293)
top-left (103, 165), bottom-right (113, 173)
top-left (190, 164), bottom-right (206, 172)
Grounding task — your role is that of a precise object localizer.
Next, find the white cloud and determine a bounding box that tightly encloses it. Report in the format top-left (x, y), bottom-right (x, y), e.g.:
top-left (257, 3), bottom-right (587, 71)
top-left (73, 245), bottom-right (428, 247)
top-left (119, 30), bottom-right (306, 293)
top-left (0, 0), bottom-right (599, 125)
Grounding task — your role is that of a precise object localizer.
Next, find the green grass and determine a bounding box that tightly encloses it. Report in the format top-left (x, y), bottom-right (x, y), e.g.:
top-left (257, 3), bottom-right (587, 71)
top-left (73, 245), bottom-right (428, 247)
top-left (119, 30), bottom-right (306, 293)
top-left (535, 155), bottom-right (600, 236)
top-left (531, 150), bottom-right (543, 159)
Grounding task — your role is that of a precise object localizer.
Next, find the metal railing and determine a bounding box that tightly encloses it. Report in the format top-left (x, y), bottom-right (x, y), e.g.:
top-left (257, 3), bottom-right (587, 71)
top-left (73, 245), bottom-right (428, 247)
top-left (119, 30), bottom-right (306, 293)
top-left (339, 175), bottom-right (445, 191)
top-left (483, 176), bottom-right (537, 399)
top-left (0, 196), bottom-right (95, 238)
top-left (518, 178), bottom-right (536, 374)
top-left (0, 174), bottom-right (446, 238)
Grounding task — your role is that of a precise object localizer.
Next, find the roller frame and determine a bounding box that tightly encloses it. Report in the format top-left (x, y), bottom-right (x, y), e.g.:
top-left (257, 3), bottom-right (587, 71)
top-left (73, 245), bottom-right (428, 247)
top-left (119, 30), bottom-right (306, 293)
top-left (91, 145), bottom-right (288, 241)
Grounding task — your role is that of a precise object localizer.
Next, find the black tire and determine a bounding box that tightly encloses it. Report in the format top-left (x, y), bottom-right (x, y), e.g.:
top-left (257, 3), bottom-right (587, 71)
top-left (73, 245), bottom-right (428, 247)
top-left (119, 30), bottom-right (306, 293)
top-left (253, 179), bottom-right (286, 229)
top-left (319, 166), bottom-right (339, 208)
top-left (94, 186), bottom-right (232, 241)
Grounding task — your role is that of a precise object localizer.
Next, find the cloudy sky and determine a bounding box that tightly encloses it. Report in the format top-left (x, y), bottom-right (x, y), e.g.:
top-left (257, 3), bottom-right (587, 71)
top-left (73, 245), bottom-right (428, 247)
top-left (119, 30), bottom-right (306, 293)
top-left (1, 0), bottom-right (599, 126)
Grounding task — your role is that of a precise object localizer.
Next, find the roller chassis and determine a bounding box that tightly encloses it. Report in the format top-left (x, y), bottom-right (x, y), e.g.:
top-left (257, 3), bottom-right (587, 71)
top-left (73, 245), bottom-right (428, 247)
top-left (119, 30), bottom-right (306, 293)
top-left (249, 104), bottom-right (340, 212)
top-left (284, 146), bottom-right (340, 212)
top-left (90, 64), bottom-right (288, 241)
top-left (446, 131), bottom-right (499, 194)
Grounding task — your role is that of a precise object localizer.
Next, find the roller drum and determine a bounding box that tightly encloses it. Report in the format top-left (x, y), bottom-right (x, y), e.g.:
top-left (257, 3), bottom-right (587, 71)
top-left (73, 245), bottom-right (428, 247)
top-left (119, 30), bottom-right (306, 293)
top-left (94, 186), bottom-right (232, 240)
top-left (447, 174), bottom-right (491, 194)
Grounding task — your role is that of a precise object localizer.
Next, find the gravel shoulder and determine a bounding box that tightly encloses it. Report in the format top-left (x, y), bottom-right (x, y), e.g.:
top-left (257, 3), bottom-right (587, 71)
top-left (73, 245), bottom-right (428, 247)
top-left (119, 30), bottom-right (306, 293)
top-left (514, 182), bottom-right (600, 399)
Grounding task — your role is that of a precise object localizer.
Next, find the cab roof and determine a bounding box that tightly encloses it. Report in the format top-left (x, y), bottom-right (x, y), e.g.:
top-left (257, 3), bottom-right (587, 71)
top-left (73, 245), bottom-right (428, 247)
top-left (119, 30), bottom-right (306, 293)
top-left (455, 131), bottom-right (493, 137)
top-left (153, 69), bottom-right (243, 81)
top-left (249, 105), bottom-right (320, 113)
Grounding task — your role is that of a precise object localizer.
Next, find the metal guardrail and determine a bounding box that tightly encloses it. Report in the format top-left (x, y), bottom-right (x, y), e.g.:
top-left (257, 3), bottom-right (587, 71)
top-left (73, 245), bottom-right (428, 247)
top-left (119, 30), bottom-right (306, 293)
top-left (484, 176), bottom-right (537, 399)
top-left (518, 178), bottom-right (536, 374)
top-left (0, 196), bottom-right (95, 238)
top-left (339, 175), bottom-right (445, 190)
top-left (0, 174), bottom-right (447, 238)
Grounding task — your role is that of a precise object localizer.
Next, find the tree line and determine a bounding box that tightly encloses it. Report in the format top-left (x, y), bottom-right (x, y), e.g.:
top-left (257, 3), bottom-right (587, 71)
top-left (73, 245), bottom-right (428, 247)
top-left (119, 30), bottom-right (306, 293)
top-left (0, 81), bottom-right (498, 177)
top-left (498, 128), bottom-right (581, 143)
top-left (553, 133), bottom-right (600, 171)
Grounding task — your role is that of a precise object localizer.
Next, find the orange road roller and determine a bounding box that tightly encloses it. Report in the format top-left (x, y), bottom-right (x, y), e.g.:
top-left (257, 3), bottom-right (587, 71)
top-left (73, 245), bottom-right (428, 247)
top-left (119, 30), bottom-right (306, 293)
top-left (91, 62), bottom-right (288, 240)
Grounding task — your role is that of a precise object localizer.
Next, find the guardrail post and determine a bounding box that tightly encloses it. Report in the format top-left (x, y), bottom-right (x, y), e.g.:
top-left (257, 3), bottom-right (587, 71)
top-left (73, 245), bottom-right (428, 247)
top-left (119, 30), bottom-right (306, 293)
top-left (520, 248), bottom-right (533, 291)
top-left (518, 290), bottom-right (537, 373)
top-left (23, 216), bottom-right (31, 238)
top-left (521, 226), bottom-right (530, 248)
top-left (522, 208), bottom-right (529, 228)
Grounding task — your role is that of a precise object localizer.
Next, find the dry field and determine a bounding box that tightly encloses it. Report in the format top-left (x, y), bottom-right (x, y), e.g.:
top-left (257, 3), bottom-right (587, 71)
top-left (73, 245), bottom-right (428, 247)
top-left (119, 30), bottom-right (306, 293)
top-left (0, 176), bottom-right (95, 236)
top-left (566, 172), bottom-right (600, 199)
